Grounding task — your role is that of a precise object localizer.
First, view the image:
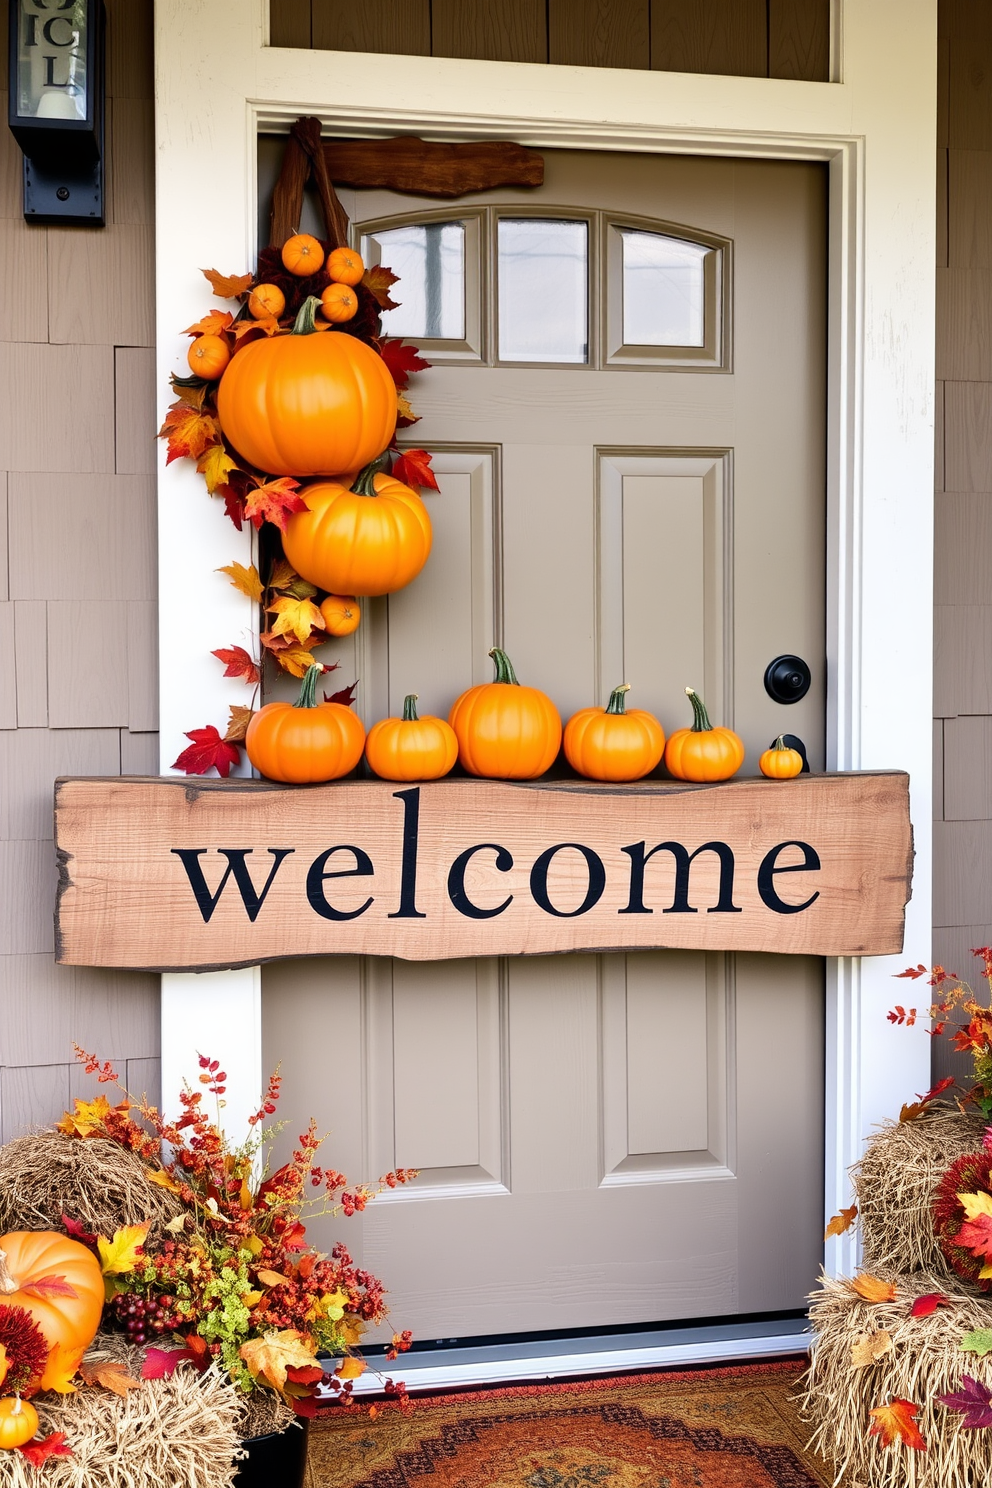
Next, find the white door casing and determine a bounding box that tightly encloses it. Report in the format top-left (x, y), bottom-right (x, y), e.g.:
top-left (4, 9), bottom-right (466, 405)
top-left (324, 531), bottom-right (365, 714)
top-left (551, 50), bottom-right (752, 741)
top-left (154, 0), bottom-right (936, 1289)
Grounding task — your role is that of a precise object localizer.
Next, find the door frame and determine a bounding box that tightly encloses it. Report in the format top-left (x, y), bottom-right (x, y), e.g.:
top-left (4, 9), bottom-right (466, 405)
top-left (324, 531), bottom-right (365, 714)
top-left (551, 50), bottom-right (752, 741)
top-left (154, 0), bottom-right (936, 1292)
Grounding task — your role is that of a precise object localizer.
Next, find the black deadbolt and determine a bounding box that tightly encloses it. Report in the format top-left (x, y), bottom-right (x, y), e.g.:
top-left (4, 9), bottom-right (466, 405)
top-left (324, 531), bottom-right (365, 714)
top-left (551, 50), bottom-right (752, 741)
top-left (764, 654), bottom-right (812, 705)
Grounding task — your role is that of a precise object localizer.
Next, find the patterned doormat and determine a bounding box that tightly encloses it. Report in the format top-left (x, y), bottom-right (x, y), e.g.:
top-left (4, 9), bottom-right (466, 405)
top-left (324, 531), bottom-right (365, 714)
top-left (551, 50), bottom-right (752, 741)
top-left (305, 1360), bottom-right (831, 1488)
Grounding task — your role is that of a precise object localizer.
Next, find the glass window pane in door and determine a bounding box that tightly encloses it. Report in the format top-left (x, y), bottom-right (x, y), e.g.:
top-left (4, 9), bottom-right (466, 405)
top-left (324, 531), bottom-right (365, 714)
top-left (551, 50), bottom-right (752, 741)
top-left (497, 219), bottom-right (588, 363)
top-left (621, 230), bottom-right (708, 347)
top-left (362, 223), bottom-right (465, 340)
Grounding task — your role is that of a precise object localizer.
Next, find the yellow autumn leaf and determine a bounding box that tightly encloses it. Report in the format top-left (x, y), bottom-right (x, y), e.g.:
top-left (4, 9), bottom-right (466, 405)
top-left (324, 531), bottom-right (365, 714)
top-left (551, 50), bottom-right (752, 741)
top-left (241, 1235), bottom-right (265, 1257)
top-left (396, 392), bottom-right (418, 423)
top-left (336, 1357), bottom-right (366, 1380)
top-left (320, 1290), bottom-right (348, 1322)
top-left (146, 1168), bottom-right (181, 1193)
top-left (197, 444), bottom-right (239, 495)
top-left (824, 1204), bottom-right (858, 1240)
top-left (56, 1095), bottom-right (114, 1137)
top-left (959, 1190), bottom-right (992, 1222)
top-left (851, 1330), bottom-right (894, 1368)
top-left (272, 642), bottom-right (324, 678)
top-left (267, 595), bottom-right (325, 644)
top-left (339, 1315), bottom-right (364, 1347)
top-left (240, 1329), bottom-right (317, 1392)
top-left (217, 562), bottom-right (264, 604)
top-left (0, 1344), bottom-right (7, 1391)
top-left (243, 1290), bottom-right (263, 1309)
top-left (852, 1273), bottom-right (898, 1303)
top-left (40, 1342), bottom-right (85, 1394)
top-left (97, 1222), bottom-right (150, 1276)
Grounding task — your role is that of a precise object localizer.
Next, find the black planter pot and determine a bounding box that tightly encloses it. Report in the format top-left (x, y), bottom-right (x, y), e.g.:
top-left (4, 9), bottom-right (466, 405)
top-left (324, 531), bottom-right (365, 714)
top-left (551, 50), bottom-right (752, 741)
top-left (234, 1420), bottom-right (309, 1487)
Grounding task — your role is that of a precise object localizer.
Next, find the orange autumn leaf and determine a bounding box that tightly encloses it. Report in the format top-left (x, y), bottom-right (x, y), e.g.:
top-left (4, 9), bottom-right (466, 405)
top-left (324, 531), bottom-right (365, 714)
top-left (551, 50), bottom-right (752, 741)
top-left (217, 562), bottom-right (264, 603)
top-left (270, 640), bottom-right (325, 678)
top-left (395, 392), bottom-right (419, 424)
top-left (0, 1344), bottom-right (7, 1390)
top-left (240, 1330), bottom-right (316, 1392)
top-left (158, 403), bottom-right (221, 464)
top-left (224, 705), bottom-right (254, 744)
top-left (853, 1274), bottom-right (898, 1303)
top-left (202, 268), bottom-right (253, 299)
top-left (267, 595), bottom-right (325, 644)
top-left (168, 374), bottom-right (212, 412)
top-left (868, 1397), bottom-right (927, 1451)
top-left (825, 1204), bottom-right (858, 1240)
top-left (243, 476), bottom-right (308, 532)
top-left (257, 1269), bottom-right (292, 1289)
top-left (231, 314), bottom-right (282, 341)
top-left (183, 309), bottom-right (234, 338)
top-left (362, 264), bottom-right (400, 310)
top-left (79, 1359), bottom-right (143, 1398)
top-left (197, 444), bottom-right (239, 495)
top-left (40, 1342), bottom-right (86, 1394)
top-left (146, 1168), bottom-right (181, 1193)
top-left (336, 1356), bottom-right (366, 1380)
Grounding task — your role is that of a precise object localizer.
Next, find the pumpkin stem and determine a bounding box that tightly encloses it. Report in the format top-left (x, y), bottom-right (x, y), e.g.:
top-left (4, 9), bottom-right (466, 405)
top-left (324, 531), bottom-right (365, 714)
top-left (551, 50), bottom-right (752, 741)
top-left (402, 694), bottom-right (419, 722)
top-left (773, 735), bottom-right (789, 751)
top-left (605, 684), bottom-right (631, 715)
top-left (295, 662), bottom-right (322, 710)
top-left (351, 452), bottom-right (391, 498)
top-left (488, 648), bottom-right (520, 686)
top-left (0, 1250), bottom-right (18, 1295)
top-left (685, 687), bottom-right (714, 733)
top-left (292, 295), bottom-right (323, 336)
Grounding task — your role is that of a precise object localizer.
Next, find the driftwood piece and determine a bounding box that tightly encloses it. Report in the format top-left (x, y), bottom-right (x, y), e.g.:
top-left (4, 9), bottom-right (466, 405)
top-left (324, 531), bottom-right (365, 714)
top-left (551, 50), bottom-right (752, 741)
top-left (323, 137), bottom-right (545, 197)
top-left (268, 115), bottom-right (351, 248)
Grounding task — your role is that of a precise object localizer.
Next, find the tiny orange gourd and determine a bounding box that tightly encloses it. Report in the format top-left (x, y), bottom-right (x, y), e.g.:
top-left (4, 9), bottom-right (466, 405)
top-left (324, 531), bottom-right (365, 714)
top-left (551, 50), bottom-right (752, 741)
top-left (320, 283), bottom-right (359, 323)
top-left (663, 688), bottom-right (745, 783)
top-left (0, 1397), bottom-right (39, 1450)
top-left (759, 735), bottom-right (804, 779)
top-left (187, 334), bottom-right (230, 379)
top-left (327, 247), bottom-right (365, 286)
top-left (449, 649), bottom-right (562, 780)
top-left (319, 595), bottom-right (361, 637)
top-left (0, 1231), bottom-right (104, 1353)
top-left (283, 459), bottom-right (432, 598)
top-left (248, 282), bottom-right (286, 320)
top-left (564, 683), bottom-right (665, 782)
top-left (245, 662), bottom-right (365, 784)
top-left (366, 695), bottom-right (458, 782)
top-left (281, 233), bottom-right (325, 277)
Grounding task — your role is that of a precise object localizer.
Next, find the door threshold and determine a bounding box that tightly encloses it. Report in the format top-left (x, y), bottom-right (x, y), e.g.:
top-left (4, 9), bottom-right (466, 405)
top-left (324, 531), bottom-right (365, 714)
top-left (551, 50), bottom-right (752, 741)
top-left (340, 1316), bottom-right (812, 1397)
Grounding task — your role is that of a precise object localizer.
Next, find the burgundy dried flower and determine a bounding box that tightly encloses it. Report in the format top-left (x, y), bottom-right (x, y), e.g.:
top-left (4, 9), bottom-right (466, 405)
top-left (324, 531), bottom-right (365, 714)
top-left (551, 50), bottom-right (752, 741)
top-left (0, 1304), bottom-right (50, 1393)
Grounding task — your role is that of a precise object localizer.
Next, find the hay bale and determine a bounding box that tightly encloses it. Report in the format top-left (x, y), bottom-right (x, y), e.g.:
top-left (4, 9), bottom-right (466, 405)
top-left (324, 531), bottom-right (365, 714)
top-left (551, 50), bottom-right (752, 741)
top-left (799, 1269), bottom-right (992, 1488)
top-left (853, 1109), bottom-right (987, 1276)
top-left (0, 1132), bottom-right (184, 1243)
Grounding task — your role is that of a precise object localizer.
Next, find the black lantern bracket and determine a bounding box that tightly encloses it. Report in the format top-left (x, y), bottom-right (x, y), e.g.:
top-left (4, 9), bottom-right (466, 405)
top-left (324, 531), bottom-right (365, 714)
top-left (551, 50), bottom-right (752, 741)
top-left (7, 0), bottom-right (105, 227)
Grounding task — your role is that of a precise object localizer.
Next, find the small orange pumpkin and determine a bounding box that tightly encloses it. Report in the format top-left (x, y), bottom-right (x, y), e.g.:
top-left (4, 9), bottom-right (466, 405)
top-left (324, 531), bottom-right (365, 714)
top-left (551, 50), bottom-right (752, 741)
top-left (449, 649), bottom-right (562, 780)
top-left (216, 296), bottom-right (397, 477)
top-left (319, 595), bottom-right (361, 637)
top-left (366, 694), bottom-right (458, 782)
top-left (0, 1231), bottom-right (104, 1353)
top-left (321, 283), bottom-right (358, 323)
top-left (0, 1397), bottom-right (39, 1450)
top-left (281, 233), bottom-right (324, 277)
top-left (248, 282), bottom-right (286, 319)
top-left (187, 334), bottom-right (230, 379)
top-left (283, 459), bottom-right (432, 598)
top-left (327, 246), bottom-right (364, 286)
top-left (759, 735), bottom-right (804, 779)
top-left (245, 663), bottom-right (365, 784)
top-left (663, 688), bottom-right (745, 783)
top-left (564, 683), bottom-right (665, 782)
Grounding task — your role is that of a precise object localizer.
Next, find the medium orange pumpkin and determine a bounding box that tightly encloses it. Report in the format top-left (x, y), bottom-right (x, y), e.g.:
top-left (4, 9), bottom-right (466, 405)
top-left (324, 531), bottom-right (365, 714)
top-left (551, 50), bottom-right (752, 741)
top-left (366, 695), bottom-right (458, 782)
top-left (319, 595), bottom-right (361, 637)
top-left (663, 688), bottom-right (745, 783)
top-left (564, 683), bottom-right (665, 782)
top-left (248, 282), bottom-right (286, 319)
top-left (245, 663), bottom-right (365, 784)
top-left (216, 297), bottom-right (397, 478)
top-left (283, 460), bottom-right (432, 597)
top-left (0, 1397), bottom-right (39, 1450)
top-left (187, 334), bottom-right (230, 379)
top-left (759, 735), bottom-right (804, 779)
top-left (320, 283), bottom-right (358, 323)
top-left (449, 649), bottom-right (561, 780)
top-left (0, 1231), bottom-right (104, 1353)
top-left (281, 233), bottom-right (324, 277)
top-left (327, 247), bottom-right (364, 286)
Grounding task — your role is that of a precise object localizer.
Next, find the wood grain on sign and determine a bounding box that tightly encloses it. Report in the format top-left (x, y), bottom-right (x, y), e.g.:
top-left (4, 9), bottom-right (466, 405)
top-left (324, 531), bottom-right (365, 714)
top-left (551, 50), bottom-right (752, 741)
top-left (55, 773), bottom-right (912, 969)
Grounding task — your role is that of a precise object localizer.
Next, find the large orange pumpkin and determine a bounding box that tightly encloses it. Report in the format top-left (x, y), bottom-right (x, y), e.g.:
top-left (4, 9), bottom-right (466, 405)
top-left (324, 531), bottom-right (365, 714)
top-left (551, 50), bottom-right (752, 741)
top-left (216, 296), bottom-right (397, 477)
top-left (245, 662), bottom-right (366, 784)
top-left (663, 688), bottom-right (744, 783)
top-left (0, 1231), bottom-right (104, 1353)
top-left (564, 683), bottom-right (665, 782)
top-left (366, 695), bottom-right (458, 782)
top-left (448, 649), bottom-right (561, 780)
top-left (0, 1397), bottom-right (39, 1449)
top-left (283, 461), bottom-right (432, 597)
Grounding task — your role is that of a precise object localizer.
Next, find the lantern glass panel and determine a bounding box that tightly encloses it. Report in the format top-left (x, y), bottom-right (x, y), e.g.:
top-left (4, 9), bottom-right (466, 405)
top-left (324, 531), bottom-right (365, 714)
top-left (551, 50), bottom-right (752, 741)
top-left (14, 0), bottom-right (89, 122)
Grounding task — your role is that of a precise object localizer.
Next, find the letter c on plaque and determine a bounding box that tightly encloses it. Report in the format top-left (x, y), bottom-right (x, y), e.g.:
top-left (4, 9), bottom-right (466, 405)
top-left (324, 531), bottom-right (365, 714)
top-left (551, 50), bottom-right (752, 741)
top-left (448, 844), bottom-right (514, 919)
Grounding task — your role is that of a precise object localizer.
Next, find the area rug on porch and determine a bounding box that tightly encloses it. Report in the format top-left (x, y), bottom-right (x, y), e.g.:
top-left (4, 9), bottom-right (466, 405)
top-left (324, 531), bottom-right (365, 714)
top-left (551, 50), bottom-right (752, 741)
top-left (305, 1360), bottom-right (831, 1488)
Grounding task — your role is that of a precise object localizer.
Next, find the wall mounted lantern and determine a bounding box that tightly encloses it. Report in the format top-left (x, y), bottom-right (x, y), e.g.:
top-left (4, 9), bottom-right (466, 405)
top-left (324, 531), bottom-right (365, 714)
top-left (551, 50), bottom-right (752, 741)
top-left (7, 0), bottom-right (105, 225)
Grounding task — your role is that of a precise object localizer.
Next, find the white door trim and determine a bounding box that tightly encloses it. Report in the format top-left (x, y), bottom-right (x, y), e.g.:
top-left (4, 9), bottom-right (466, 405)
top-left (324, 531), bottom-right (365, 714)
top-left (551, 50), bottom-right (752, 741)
top-left (154, 0), bottom-right (936, 1293)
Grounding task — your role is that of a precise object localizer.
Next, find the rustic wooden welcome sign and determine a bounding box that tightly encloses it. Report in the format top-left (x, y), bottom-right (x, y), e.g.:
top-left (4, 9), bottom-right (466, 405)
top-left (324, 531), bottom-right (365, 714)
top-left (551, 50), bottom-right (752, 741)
top-left (53, 773), bottom-right (912, 969)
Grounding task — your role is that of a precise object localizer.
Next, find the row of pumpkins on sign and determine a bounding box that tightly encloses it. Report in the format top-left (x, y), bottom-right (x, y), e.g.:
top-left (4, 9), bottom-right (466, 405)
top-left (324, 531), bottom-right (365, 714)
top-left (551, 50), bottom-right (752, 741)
top-left (245, 652), bottom-right (806, 785)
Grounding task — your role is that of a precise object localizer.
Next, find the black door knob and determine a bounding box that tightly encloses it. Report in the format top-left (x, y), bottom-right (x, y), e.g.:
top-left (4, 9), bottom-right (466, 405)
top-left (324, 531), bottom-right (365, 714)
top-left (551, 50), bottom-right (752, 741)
top-left (764, 654), bottom-right (811, 704)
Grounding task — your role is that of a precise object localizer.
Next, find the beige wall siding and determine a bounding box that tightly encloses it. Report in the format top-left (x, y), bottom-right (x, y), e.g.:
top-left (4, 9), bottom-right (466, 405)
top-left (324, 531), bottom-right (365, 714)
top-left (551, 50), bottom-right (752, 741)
top-left (0, 0), bottom-right (160, 1136)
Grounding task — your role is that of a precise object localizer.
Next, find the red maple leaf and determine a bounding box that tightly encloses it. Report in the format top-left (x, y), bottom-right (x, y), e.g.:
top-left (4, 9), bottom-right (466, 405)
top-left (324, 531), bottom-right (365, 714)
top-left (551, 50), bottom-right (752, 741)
top-left (957, 1210), bottom-right (992, 1261)
top-left (324, 681), bottom-right (359, 708)
top-left (212, 646), bottom-right (260, 684)
top-left (869, 1397), bottom-right (927, 1450)
top-left (141, 1346), bottom-right (199, 1380)
top-left (243, 476), bottom-right (308, 532)
top-left (911, 1292), bottom-right (951, 1317)
top-left (391, 448), bottom-right (439, 493)
top-left (18, 1434), bottom-right (73, 1466)
top-left (61, 1214), bottom-right (98, 1249)
top-left (171, 725), bottom-right (241, 779)
top-left (380, 339), bottom-right (430, 390)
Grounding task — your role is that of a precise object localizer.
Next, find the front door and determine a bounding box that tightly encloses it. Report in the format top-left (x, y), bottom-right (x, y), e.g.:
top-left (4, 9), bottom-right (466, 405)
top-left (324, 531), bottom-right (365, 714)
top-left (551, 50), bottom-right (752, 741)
top-left (261, 147), bottom-right (826, 1341)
